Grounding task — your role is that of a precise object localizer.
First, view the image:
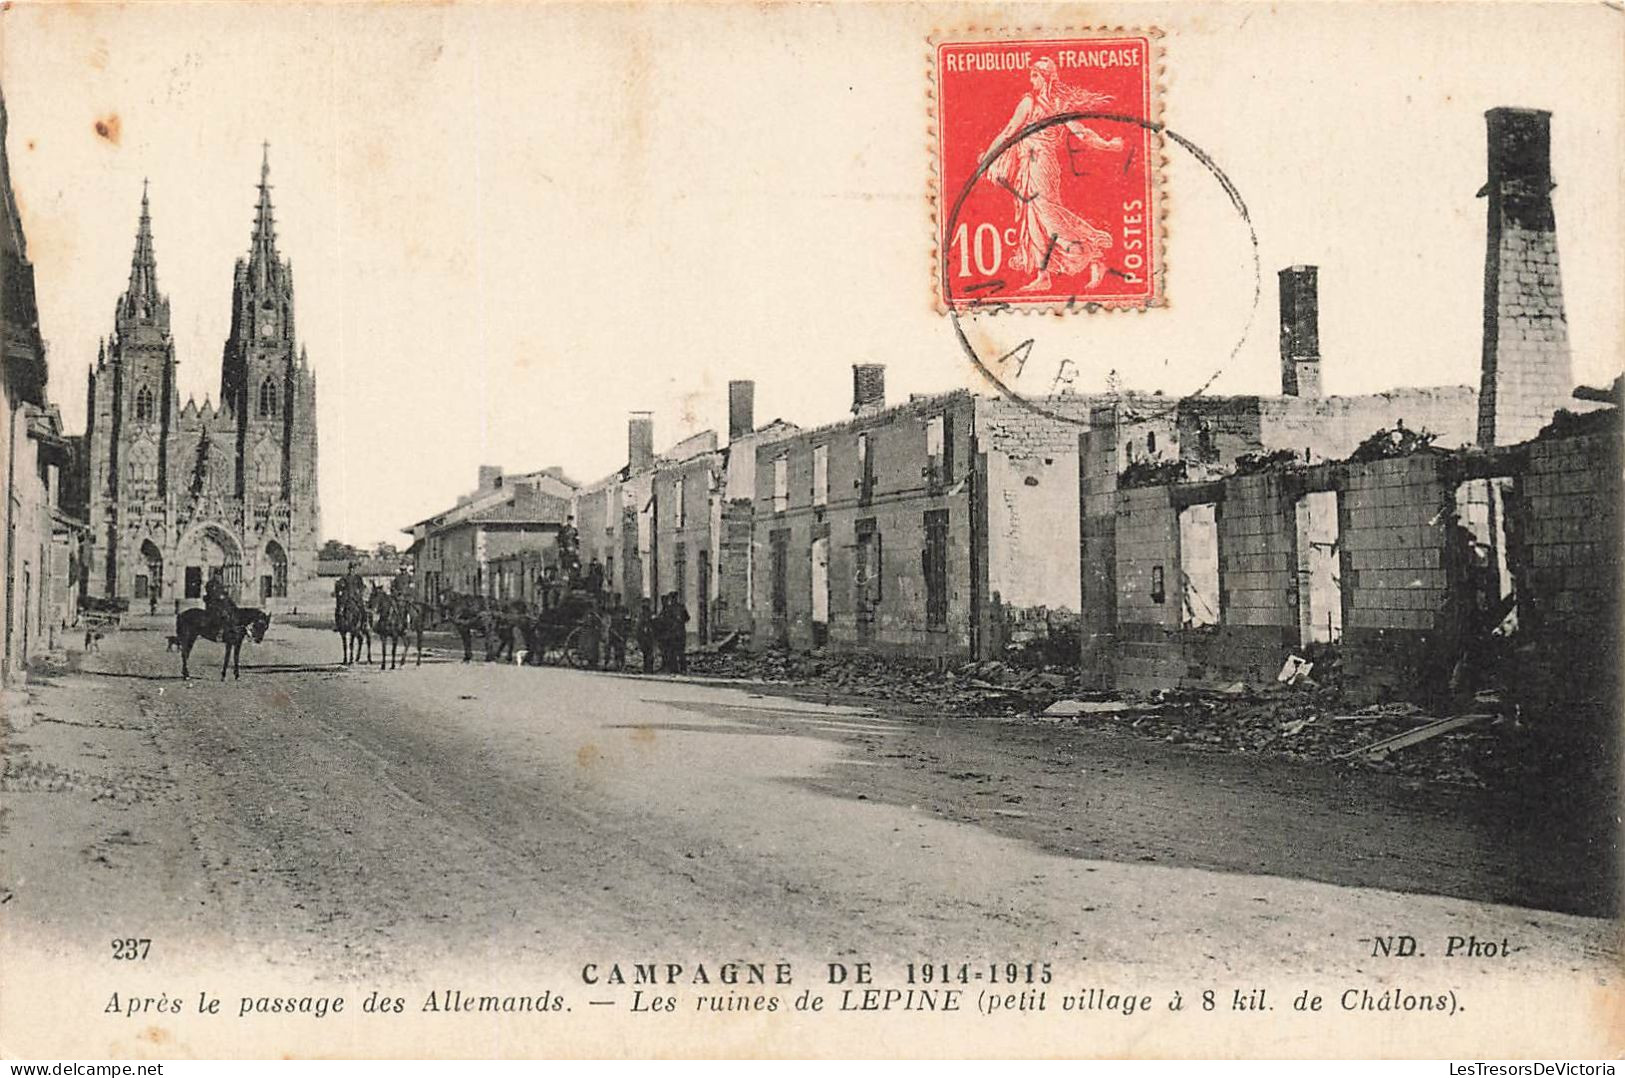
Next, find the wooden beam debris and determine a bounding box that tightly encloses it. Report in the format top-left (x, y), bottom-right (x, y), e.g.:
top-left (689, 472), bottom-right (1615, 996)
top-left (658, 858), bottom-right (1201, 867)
top-left (1336, 713), bottom-right (1492, 762)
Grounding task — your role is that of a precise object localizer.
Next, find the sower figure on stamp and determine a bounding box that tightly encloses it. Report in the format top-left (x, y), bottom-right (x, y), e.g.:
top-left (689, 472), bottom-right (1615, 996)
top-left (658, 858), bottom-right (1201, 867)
top-left (979, 56), bottom-right (1124, 293)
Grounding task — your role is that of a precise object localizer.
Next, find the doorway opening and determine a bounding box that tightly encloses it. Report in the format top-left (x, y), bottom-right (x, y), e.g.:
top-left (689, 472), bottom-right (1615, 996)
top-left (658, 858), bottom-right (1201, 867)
top-left (1294, 490), bottom-right (1343, 645)
top-left (1178, 503), bottom-right (1220, 628)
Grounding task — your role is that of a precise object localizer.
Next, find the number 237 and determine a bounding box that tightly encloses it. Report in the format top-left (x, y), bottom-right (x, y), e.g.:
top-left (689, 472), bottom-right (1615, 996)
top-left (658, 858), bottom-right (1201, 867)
top-left (111, 938), bottom-right (151, 960)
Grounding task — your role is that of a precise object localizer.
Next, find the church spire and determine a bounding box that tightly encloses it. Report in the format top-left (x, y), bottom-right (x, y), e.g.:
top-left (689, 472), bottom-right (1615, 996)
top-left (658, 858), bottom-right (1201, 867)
top-left (116, 180), bottom-right (167, 331)
top-left (123, 180), bottom-right (158, 313)
top-left (248, 142), bottom-right (279, 288)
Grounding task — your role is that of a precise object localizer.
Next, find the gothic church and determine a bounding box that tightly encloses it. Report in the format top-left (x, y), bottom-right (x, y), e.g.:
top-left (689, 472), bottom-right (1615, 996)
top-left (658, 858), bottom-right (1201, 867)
top-left (80, 151), bottom-right (319, 606)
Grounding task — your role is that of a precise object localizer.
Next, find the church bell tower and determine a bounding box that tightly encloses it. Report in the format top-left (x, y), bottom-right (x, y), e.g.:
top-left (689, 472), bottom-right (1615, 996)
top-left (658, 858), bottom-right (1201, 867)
top-left (221, 145), bottom-right (300, 499)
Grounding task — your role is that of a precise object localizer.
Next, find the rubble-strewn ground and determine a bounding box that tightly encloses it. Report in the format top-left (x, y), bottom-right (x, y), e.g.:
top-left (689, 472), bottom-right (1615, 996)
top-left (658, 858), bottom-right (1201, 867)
top-left (2, 618), bottom-right (1614, 1001)
top-left (683, 649), bottom-right (1617, 797)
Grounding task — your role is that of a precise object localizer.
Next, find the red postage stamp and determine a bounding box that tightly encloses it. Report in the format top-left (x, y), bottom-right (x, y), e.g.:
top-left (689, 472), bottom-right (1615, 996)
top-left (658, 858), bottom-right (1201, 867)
top-left (933, 32), bottom-right (1162, 311)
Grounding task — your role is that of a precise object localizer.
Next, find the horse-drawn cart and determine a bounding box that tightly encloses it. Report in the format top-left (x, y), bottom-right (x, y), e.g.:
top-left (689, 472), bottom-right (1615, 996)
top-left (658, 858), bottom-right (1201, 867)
top-left (518, 587), bottom-right (603, 667)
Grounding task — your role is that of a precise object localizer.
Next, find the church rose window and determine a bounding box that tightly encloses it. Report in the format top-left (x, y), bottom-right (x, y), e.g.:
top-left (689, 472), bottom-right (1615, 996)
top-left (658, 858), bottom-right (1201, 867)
top-left (258, 377), bottom-right (280, 418)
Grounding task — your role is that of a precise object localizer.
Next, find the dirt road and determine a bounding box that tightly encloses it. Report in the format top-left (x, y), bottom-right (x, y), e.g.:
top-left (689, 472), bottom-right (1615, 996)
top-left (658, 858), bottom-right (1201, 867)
top-left (0, 616), bottom-right (1616, 1055)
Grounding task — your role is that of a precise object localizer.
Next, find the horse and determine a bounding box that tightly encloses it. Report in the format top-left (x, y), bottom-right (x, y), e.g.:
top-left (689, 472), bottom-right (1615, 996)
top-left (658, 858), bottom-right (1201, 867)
top-left (176, 605), bottom-right (271, 680)
top-left (479, 600), bottom-right (531, 664)
top-left (367, 585), bottom-right (423, 670)
top-left (436, 590), bottom-right (490, 663)
top-left (336, 591), bottom-right (372, 665)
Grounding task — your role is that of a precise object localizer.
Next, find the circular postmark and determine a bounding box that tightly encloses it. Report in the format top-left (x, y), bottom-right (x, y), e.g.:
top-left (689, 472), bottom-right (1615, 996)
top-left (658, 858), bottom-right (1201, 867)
top-left (944, 110), bottom-right (1261, 425)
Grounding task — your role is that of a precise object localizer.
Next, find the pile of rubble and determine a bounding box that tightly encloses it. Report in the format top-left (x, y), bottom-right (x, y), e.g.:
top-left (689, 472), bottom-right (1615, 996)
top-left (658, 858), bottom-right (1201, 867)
top-left (683, 647), bottom-right (1550, 788)
top-left (683, 649), bottom-right (1080, 715)
top-left (1032, 685), bottom-right (1535, 787)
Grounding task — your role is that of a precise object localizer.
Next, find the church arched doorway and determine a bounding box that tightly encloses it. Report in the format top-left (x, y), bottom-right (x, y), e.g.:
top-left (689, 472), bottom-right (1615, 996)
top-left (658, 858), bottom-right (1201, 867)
top-left (138, 540), bottom-right (164, 602)
top-left (177, 524), bottom-right (243, 601)
top-left (261, 541), bottom-right (287, 600)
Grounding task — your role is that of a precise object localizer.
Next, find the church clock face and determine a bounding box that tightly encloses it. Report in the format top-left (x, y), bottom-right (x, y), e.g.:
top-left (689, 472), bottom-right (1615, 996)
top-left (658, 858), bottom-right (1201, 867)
top-left (258, 316), bottom-right (275, 339)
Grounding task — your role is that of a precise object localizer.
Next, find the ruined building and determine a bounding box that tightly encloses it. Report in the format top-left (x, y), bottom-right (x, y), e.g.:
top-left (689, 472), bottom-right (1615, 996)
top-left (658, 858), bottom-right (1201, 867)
top-left (79, 152), bottom-right (320, 606)
top-left (1079, 107), bottom-right (1616, 710)
top-left (1477, 108), bottom-right (1573, 447)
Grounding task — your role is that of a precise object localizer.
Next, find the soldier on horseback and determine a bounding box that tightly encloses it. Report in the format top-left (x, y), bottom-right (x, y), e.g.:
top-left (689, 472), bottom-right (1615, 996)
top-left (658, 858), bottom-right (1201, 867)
top-left (333, 562), bottom-right (372, 664)
top-left (204, 571), bottom-right (237, 624)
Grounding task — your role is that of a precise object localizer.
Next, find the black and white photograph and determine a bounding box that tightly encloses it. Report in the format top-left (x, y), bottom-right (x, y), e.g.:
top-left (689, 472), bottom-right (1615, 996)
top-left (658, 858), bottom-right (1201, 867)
top-left (0, 0), bottom-right (1620, 1061)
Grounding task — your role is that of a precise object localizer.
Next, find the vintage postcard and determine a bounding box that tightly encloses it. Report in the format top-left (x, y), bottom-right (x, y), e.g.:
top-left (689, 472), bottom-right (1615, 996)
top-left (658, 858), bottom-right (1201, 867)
top-left (0, 0), bottom-right (1621, 1062)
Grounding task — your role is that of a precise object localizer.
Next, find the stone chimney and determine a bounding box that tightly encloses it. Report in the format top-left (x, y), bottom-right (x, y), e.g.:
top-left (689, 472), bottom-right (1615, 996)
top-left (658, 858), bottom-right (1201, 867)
top-left (728, 380), bottom-right (755, 442)
top-left (1278, 265), bottom-right (1322, 398)
top-left (477, 465), bottom-right (503, 492)
top-left (852, 363), bottom-right (886, 417)
top-left (628, 412), bottom-right (654, 474)
top-left (1477, 107), bottom-right (1573, 448)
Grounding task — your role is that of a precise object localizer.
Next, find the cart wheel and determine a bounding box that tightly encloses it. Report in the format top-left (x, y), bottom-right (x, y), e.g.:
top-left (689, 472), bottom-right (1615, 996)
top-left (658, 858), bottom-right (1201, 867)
top-left (562, 627), bottom-right (587, 669)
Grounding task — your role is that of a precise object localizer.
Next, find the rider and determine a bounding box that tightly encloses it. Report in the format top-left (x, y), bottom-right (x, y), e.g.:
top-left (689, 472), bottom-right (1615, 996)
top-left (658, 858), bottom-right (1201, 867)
top-left (334, 562), bottom-right (365, 622)
top-left (204, 571), bottom-right (236, 625)
top-left (391, 564), bottom-right (413, 599)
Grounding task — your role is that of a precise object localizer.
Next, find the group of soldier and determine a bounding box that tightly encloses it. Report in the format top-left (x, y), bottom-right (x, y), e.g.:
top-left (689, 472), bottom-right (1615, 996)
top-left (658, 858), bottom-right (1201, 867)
top-left (331, 562), bottom-right (412, 624)
top-left (561, 527), bottom-right (693, 675)
top-left (570, 583), bottom-right (692, 676)
top-left (322, 521), bottom-right (697, 675)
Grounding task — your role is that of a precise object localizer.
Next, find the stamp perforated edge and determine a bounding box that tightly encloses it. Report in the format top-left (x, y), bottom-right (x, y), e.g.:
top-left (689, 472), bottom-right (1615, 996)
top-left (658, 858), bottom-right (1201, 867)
top-left (926, 26), bottom-right (1169, 316)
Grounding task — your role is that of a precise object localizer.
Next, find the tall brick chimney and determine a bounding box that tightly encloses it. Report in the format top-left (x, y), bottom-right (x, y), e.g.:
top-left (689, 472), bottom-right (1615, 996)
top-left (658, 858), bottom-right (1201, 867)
top-left (1278, 265), bottom-right (1322, 398)
top-left (852, 363), bottom-right (886, 417)
top-left (628, 411), bottom-right (654, 474)
top-left (1477, 107), bottom-right (1573, 447)
top-left (728, 380), bottom-right (755, 442)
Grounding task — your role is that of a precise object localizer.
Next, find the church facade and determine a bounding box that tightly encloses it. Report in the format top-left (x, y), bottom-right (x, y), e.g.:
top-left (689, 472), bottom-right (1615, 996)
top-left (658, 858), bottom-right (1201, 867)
top-left (79, 152), bottom-right (319, 607)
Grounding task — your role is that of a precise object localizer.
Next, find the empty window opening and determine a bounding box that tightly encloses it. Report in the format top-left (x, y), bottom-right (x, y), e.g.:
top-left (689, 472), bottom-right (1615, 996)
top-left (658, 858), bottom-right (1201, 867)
top-left (673, 540), bottom-right (687, 608)
top-left (773, 456), bottom-right (789, 513)
top-left (854, 518), bottom-right (881, 644)
top-left (925, 416), bottom-right (952, 488)
top-left (810, 535), bottom-right (830, 629)
top-left (857, 432), bottom-right (875, 503)
top-left (812, 444), bottom-right (828, 507)
top-left (1295, 490), bottom-right (1343, 644)
top-left (1179, 503), bottom-right (1220, 628)
top-left (923, 509), bottom-right (949, 628)
top-left (770, 529), bottom-right (789, 617)
top-left (1453, 477), bottom-right (1517, 635)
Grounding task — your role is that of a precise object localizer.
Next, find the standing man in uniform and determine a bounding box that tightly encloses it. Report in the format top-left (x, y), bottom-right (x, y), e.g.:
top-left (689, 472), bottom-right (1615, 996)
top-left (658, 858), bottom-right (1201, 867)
top-left (635, 597), bottom-right (656, 674)
top-left (668, 591), bottom-right (691, 674)
top-left (607, 594), bottom-right (629, 671)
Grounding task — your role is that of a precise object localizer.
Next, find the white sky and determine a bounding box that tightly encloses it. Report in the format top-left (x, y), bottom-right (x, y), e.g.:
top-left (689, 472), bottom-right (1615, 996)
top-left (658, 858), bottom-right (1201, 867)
top-left (3, 2), bottom-right (1621, 546)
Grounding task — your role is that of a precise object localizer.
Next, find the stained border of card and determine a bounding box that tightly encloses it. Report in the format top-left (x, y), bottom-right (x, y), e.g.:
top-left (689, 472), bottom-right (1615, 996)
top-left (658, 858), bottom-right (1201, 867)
top-left (927, 26), bottom-right (1169, 316)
